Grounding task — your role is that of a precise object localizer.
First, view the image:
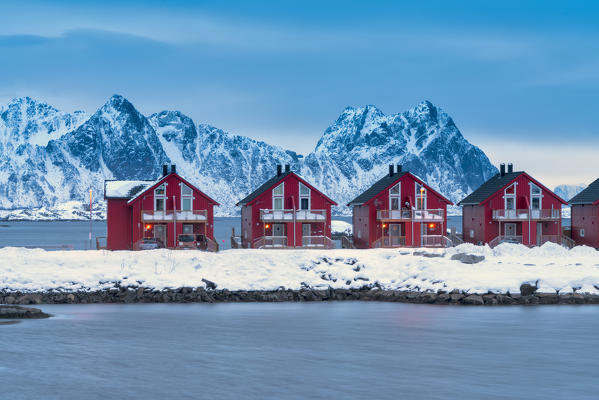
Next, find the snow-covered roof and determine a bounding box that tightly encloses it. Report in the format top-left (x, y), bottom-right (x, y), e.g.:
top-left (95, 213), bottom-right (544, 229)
top-left (104, 180), bottom-right (154, 199)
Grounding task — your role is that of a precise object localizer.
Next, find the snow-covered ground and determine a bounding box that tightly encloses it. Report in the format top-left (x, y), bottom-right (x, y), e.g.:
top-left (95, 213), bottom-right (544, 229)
top-left (1, 243), bottom-right (598, 294)
top-left (331, 220), bottom-right (352, 235)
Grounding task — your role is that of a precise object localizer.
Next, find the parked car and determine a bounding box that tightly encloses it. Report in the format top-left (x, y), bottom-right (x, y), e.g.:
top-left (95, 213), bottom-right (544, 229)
top-left (139, 238), bottom-right (161, 250)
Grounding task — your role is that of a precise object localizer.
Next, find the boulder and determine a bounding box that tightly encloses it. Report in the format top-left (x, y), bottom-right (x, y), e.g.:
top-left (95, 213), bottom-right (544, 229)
top-left (462, 295), bottom-right (484, 305)
top-left (520, 283), bottom-right (537, 296)
top-left (0, 305), bottom-right (50, 319)
top-left (450, 253), bottom-right (485, 264)
top-left (413, 251), bottom-right (444, 258)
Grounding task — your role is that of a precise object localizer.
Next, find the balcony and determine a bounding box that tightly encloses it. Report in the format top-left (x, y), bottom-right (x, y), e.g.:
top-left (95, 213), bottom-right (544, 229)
top-left (253, 236), bottom-right (288, 249)
top-left (492, 209), bottom-right (560, 221)
top-left (142, 210), bottom-right (207, 222)
top-left (260, 209), bottom-right (327, 222)
top-left (301, 235), bottom-right (335, 249)
top-left (376, 209), bottom-right (445, 222)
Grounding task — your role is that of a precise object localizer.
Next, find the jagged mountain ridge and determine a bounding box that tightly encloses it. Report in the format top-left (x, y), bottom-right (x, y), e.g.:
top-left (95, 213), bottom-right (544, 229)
top-left (0, 95), bottom-right (497, 217)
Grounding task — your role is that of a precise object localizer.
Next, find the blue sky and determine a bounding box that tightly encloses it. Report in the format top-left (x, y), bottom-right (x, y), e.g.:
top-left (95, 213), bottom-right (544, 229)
top-left (1, 0), bottom-right (598, 187)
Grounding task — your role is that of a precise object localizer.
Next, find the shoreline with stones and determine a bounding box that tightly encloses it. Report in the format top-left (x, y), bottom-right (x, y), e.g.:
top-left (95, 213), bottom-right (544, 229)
top-left (2, 283), bottom-right (599, 306)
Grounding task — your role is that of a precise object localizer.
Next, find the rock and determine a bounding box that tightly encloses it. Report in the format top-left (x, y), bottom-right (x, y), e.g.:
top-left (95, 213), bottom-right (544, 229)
top-left (66, 294), bottom-right (75, 302)
top-left (450, 253), bottom-right (485, 264)
top-left (462, 295), bottom-right (484, 305)
top-left (0, 305), bottom-right (50, 319)
top-left (201, 279), bottom-right (217, 290)
top-left (450, 293), bottom-right (463, 303)
top-left (413, 251), bottom-right (444, 258)
top-left (520, 283), bottom-right (537, 296)
top-left (4, 296), bottom-right (15, 304)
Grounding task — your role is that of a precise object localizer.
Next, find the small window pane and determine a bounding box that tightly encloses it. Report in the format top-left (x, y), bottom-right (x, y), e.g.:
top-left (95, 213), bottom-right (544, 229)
top-left (299, 183), bottom-right (310, 195)
top-left (183, 224), bottom-right (193, 234)
top-left (181, 184), bottom-right (192, 196)
top-left (155, 198), bottom-right (165, 211)
top-left (155, 184), bottom-right (165, 196)
top-left (581, 229), bottom-right (585, 237)
top-left (273, 184), bottom-right (284, 196)
top-left (300, 198), bottom-right (309, 210)
top-left (505, 198), bottom-right (515, 210)
top-left (390, 184), bottom-right (400, 195)
top-left (182, 198), bottom-right (192, 211)
top-left (391, 198), bottom-right (400, 210)
top-left (505, 184), bottom-right (515, 195)
top-left (274, 198), bottom-right (283, 210)
top-left (531, 198), bottom-right (540, 209)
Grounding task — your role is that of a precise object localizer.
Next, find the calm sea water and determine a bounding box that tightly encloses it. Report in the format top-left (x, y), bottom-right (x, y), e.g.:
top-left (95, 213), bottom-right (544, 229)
top-left (1, 302), bottom-right (598, 399)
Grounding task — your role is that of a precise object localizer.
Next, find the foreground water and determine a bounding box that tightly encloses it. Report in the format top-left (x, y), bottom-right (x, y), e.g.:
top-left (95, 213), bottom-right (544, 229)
top-left (1, 302), bottom-right (597, 399)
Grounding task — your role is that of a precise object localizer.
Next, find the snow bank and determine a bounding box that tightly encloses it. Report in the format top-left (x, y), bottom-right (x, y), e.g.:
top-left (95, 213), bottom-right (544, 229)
top-left (1, 243), bottom-right (598, 294)
top-left (331, 220), bottom-right (352, 235)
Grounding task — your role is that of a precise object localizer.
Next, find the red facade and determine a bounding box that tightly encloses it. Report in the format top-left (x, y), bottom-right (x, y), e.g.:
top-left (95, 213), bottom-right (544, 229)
top-left (349, 170), bottom-right (453, 248)
top-left (237, 170), bottom-right (337, 248)
top-left (570, 204), bottom-right (599, 248)
top-left (461, 171), bottom-right (566, 247)
top-left (105, 169), bottom-right (219, 250)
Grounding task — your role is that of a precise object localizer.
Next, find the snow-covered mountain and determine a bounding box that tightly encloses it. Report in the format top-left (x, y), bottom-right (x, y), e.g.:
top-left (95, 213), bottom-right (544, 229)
top-left (0, 95), bottom-right (497, 219)
top-left (554, 184), bottom-right (586, 202)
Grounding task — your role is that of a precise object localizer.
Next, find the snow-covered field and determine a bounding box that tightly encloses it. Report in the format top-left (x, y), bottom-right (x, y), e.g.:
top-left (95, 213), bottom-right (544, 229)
top-left (1, 243), bottom-right (598, 294)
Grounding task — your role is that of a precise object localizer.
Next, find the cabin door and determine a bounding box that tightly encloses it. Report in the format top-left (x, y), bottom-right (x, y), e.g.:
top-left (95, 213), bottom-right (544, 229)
top-left (154, 224), bottom-right (167, 248)
top-left (272, 223), bottom-right (285, 247)
top-left (536, 222), bottom-right (543, 246)
top-left (504, 223), bottom-right (516, 238)
top-left (389, 224), bottom-right (402, 246)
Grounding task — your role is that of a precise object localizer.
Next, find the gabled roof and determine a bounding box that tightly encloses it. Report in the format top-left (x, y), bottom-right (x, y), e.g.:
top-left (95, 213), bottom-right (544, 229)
top-left (105, 180), bottom-right (154, 199)
top-left (458, 172), bottom-right (523, 205)
top-left (236, 171), bottom-right (337, 206)
top-left (458, 171), bottom-right (567, 206)
top-left (126, 173), bottom-right (219, 206)
top-left (347, 171), bottom-right (453, 206)
top-left (569, 178), bottom-right (599, 205)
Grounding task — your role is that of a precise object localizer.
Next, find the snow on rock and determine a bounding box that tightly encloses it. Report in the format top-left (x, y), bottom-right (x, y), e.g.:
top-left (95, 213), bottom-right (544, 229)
top-left (331, 220), bottom-right (352, 235)
top-left (1, 243), bottom-right (598, 294)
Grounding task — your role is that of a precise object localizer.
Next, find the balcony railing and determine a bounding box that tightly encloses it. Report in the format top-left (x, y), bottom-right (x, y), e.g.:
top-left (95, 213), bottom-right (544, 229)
top-left (372, 236), bottom-right (406, 248)
top-left (421, 235), bottom-right (453, 248)
top-left (260, 235), bottom-right (288, 248)
top-left (142, 210), bottom-right (207, 222)
top-left (492, 209), bottom-right (560, 221)
top-left (489, 235), bottom-right (524, 248)
top-left (260, 209), bottom-right (327, 222)
top-left (377, 209), bottom-right (445, 221)
top-left (301, 236), bottom-right (335, 249)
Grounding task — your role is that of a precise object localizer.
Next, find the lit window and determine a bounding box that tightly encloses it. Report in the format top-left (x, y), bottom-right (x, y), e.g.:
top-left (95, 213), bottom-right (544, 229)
top-left (415, 183), bottom-right (426, 210)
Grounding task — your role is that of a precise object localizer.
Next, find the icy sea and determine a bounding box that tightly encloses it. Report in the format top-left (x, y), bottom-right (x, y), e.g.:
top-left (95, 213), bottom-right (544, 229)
top-left (2, 302), bottom-right (598, 399)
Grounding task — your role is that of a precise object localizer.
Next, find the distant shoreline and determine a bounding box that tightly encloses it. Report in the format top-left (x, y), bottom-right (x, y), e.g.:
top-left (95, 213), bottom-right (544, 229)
top-left (2, 288), bottom-right (598, 306)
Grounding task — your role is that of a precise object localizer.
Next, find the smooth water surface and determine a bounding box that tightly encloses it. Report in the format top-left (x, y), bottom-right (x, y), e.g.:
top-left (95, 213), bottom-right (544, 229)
top-left (1, 302), bottom-right (597, 399)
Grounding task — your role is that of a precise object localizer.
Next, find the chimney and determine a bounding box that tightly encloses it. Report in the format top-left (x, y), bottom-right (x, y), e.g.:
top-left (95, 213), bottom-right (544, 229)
top-left (171, 164), bottom-right (177, 174)
top-left (397, 164), bottom-right (402, 173)
top-left (500, 163), bottom-right (506, 177)
top-left (507, 163), bottom-right (513, 173)
top-left (285, 164), bottom-right (290, 173)
top-left (162, 164), bottom-right (168, 176)
top-left (277, 164), bottom-right (282, 176)
top-left (388, 164), bottom-right (394, 177)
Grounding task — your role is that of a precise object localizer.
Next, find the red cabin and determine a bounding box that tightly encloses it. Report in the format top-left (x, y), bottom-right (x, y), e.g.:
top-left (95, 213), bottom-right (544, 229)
top-left (104, 165), bottom-right (219, 251)
top-left (236, 165), bottom-right (337, 248)
top-left (569, 178), bottom-right (599, 248)
top-left (348, 165), bottom-right (453, 248)
top-left (459, 163), bottom-right (567, 247)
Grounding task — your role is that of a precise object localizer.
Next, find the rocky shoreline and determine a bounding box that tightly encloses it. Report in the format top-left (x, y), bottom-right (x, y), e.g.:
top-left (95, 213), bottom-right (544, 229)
top-left (2, 284), bottom-right (599, 306)
top-left (0, 305), bottom-right (50, 319)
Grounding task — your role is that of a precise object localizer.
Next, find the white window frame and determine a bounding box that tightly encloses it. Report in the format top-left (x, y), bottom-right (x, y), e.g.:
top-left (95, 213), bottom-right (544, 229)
top-left (504, 183), bottom-right (516, 210)
top-left (469, 229), bottom-right (474, 238)
top-left (529, 182), bottom-right (542, 210)
top-left (580, 229), bottom-right (585, 238)
top-left (180, 183), bottom-right (194, 211)
top-left (299, 182), bottom-right (310, 210)
top-left (154, 183), bottom-right (167, 211)
top-left (273, 183), bottom-right (284, 210)
top-left (415, 183), bottom-right (427, 210)
top-left (389, 183), bottom-right (401, 210)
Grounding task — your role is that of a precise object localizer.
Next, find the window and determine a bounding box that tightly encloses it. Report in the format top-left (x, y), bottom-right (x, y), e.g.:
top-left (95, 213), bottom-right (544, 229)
top-left (530, 183), bottom-right (542, 210)
top-left (389, 183), bottom-right (400, 210)
top-left (273, 183), bottom-right (284, 210)
top-left (154, 184), bottom-right (166, 211)
top-left (470, 229), bottom-right (474, 238)
top-left (182, 224), bottom-right (193, 234)
top-left (299, 182), bottom-right (310, 210)
top-left (415, 183), bottom-right (426, 210)
top-left (181, 183), bottom-right (193, 211)
top-left (504, 183), bottom-right (516, 210)
top-left (580, 229), bottom-right (585, 237)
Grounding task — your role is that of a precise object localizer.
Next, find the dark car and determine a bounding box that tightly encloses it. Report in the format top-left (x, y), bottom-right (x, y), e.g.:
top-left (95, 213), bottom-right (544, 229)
top-left (139, 238), bottom-right (161, 250)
